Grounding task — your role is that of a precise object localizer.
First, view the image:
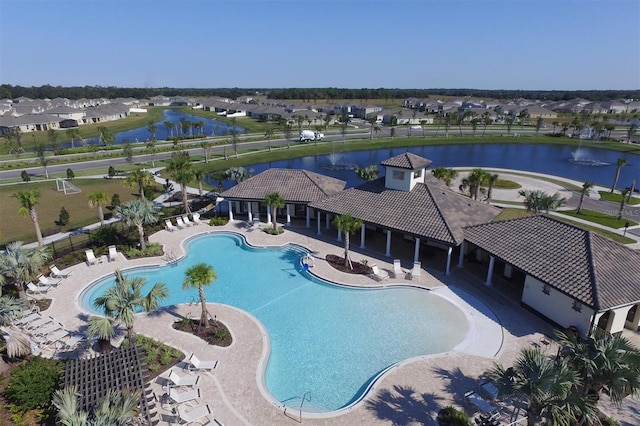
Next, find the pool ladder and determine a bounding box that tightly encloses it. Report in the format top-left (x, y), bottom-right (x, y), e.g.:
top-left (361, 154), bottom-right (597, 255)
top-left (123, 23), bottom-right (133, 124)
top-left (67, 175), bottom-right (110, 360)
top-left (284, 391), bottom-right (311, 423)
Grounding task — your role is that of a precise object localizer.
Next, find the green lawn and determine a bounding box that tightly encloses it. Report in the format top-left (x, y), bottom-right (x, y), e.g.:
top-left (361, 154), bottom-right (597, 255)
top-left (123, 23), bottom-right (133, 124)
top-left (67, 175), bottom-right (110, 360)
top-left (598, 191), bottom-right (640, 205)
top-left (0, 178), bottom-right (144, 246)
top-left (493, 179), bottom-right (521, 189)
top-left (557, 209), bottom-right (638, 228)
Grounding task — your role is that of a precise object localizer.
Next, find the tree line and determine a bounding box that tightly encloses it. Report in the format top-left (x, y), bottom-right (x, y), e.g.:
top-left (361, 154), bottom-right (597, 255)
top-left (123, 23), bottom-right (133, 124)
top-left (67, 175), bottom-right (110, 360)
top-left (1, 84), bottom-right (638, 102)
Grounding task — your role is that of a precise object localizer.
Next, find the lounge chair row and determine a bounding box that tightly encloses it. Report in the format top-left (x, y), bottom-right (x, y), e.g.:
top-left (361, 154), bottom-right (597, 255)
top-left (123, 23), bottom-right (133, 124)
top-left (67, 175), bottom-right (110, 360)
top-left (369, 260), bottom-right (422, 282)
top-left (165, 213), bottom-right (203, 232)
top-left (25, 263), bottom-right (74, 295)
top-left (85, 246), bottom-right (119, 266)
top-left (12, 311), bottom-right (85, 351)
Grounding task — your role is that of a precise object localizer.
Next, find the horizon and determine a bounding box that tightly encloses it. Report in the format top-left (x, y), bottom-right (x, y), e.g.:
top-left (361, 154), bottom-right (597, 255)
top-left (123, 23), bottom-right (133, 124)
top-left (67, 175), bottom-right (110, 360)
top-left (1, 0), bottom-right (639, 91)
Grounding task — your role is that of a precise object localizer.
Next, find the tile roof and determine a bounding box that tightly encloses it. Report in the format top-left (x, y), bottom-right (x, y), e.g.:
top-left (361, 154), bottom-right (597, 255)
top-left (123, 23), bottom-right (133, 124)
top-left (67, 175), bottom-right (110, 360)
top-left (463, 215), bottom-right (640, 310)
top-left (220, 168), bottom-right (346, 203)
top-left (380, 152), bottom-right (432, 170)
top-left (309, 176), bottom-right (501, 245)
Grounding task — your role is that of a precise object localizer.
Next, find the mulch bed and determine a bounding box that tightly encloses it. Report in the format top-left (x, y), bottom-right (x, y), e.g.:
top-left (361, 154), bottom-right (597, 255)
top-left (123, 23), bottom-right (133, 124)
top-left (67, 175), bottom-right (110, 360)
top-left (172, 319), bottom-right (233, 347)
top-left (326, 254), bottom-right (372, 275)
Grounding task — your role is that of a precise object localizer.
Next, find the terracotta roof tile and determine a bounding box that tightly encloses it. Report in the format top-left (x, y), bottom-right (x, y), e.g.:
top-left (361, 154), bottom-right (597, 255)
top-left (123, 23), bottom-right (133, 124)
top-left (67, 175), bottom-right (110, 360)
top-left (380, 152), bottom-right (432, 170)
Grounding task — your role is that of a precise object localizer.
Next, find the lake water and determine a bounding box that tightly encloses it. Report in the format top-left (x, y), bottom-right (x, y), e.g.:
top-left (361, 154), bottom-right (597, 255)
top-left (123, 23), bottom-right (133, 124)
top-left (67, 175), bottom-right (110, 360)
top-left (210, 143), bottom-right (639, 189)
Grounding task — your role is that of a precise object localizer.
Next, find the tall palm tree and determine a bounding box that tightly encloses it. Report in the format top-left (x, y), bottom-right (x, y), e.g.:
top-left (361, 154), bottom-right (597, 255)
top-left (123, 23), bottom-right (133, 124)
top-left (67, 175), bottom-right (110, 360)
top-left (54, 385), bottom-right (141, 426)
top-left (193, 169), bottom-right (205, 198)
top-left (459, 168), bottom-right (488, 200)
top-left (431, 167), bottom-right (458, 187)
top-left (146, 139), bottom-right (157, 167)
top-left (182, 263), bottom-right (217, 329)
top-left (264, 192), bottom-right (285, 230)
top-left (486, 173), bottom-right (499, 203)
top-left (575, 182), bottom-right (594, 214)
top-left (87, 191), bottom-right (111, 226)
top-left (12, 190), bottom-right (44, 247)
top-left (115, 199), bottom-right (159, 249)
top-left (166, 151), bottom-right (194, 213)
top-left (163, 120), bottom-right (173, 138)
top-left (332, 213), bottom-right (363, 268)
top-left (610, 157), bottom-right (627, 193)
top-left (0, 242), bottom-right (51, 298)
top-left (617, 189), bottom-right (629, 220)
top-left (627, 122), bottom-right (637, 144)
top-left (93, 270), bottom-right (167, 343)
top-left (555, 329), bottom-right (640, 405)
top-left (200, 140), bottom-right (213, 163)
top-left (147, 121), bottom-right (157, 141)
top-left (65, 128), bottom-right (79, 149)
top-left (123, 169), bottom-right (154, 200)
top-left (519, 189), bottom-right (567, 214)
top-left (264, 125), bottom-right (275, 152)
top-left (488, 347), bottom-right (597, 426)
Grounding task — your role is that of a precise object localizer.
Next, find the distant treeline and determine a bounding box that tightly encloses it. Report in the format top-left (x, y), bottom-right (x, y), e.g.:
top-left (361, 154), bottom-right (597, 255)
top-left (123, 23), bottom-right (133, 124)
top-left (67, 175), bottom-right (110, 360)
top-left (1, 84), bottom-right (638, 102)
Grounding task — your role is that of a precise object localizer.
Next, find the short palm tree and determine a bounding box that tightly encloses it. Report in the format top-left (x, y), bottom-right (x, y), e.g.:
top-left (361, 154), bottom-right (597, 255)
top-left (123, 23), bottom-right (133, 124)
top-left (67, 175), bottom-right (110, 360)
top-left (182, 263), bottom-right (217, 329)
top-left (166, 151), bottom-right (194, 213)
top-left (519, 189), bottom-right (567, 214)
top-left (575, 182), bottom-right (594, 214)
top-left (0, 296), bottom-right (31, 371)
top-left (355, 165), bottom-right (379, 182)
top-left (431, 167), bottom-right (459, 187)
top-left (124, 169), bottom-right (154, 200)
top-left (610, 157), bottom-right (627, 193)
top-left (115, 199), bottom-right (159, 249)
top-left (12, 190), bottom-right (44, 247)
top-left (486, 173), bottom-right (499, 203)
top-left (87, 191), bottom-right (111, 226)
top-left (53, 385), bottom-right (141, 426)
top-left (332, 213), bottom-right (363, 268)
top-left (488, 347), bottom-right (597, 426)
top-left (0, 241), bottom-right (51, 298)
top-left (264, 192), bottom-right (285, 230)
top-left (87, 315), bottom-right (120, 353)
top-left (92, 270), bottom-right (168, 343)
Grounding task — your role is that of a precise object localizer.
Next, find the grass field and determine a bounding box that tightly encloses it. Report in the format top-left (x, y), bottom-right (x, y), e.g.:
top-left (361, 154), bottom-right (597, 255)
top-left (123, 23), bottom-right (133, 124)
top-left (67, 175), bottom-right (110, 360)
top-left (0, 178), bottom-right (142, 245)
top-left (557, 209), bottom-right (638, 228)
top-left (598, 191), bottom-right (640, 205)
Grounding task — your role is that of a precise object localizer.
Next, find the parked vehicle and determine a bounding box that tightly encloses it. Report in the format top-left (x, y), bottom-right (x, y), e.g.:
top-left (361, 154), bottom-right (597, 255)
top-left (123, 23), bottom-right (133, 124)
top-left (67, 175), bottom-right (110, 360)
top-left (299, 130), bottom-right (325, 142)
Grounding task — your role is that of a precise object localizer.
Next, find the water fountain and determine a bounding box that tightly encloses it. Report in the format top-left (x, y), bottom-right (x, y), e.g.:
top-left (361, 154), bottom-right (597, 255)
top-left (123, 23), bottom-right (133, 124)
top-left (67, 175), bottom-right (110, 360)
top-left (322, 142), bottom-right (357, 171)
top-left (570, 144), bottom-right (610, 166)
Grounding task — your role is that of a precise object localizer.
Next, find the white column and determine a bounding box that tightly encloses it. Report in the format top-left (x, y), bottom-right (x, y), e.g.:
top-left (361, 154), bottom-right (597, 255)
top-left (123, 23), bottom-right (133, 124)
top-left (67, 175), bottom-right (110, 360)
top-left (445, 246), bottom-right (453, 275)
top-left (306, 207), bottom-right (310, 228)
top-left (359, 223), bottom-right (366, 249)
top-left (316, 212), bottom-right (322, 235)
top-left (285, 204), bottom-right (291, 225)
top-left (325, 213), bottom-right (330, 229)
top-left (413, 238), bottom-right (420, 262)
top-left (337, 229), bottom-right (342, 242)
top-left (228, 201), bottom-right (234, 221)
top-left (458, 242), bottom-right (465, 268)
top-left (385, 230), bottom-right (392, 257)
top-left (247, 202), bottom-right (253, 222)
top-left (485, 255), bottom-right (495, 286)
top-left (267, 208), bottom-right (272, 224)
top-left (503, 264), bottom-right (513, 279)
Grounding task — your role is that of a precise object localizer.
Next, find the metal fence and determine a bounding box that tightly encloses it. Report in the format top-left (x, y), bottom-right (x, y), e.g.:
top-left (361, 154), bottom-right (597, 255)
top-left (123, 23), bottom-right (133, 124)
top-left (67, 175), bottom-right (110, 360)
top-left (47, 222), bottom-right (129, 259)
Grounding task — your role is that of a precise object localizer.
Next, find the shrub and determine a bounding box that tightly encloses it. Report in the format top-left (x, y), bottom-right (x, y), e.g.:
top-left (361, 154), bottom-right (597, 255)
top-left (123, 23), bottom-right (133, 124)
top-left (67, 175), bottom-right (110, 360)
top-left (437, 406), bottom-right (470, 426)
top-left (66, 168), bottom-right (75, 179)
top-left (4, 357), bottom-right (62, 412)
top-left (143, 186), bottom-right (155, 200)
top-left (111, 193), bottom-right (121, 208)
top-left (108, 165), bottom-right (116, 178)
top-left (263, 226), bottom-right (284, 235)
top-left (209, 217), bottom-right (228, 226)
top-left (91, 224), bottom-right (119, 246)
top-left (124, 242), bottom-right (164, 259)
top-left (20, 170), bottom-right (30, 182)
top-left (57, 207), bottom-right (70, 226)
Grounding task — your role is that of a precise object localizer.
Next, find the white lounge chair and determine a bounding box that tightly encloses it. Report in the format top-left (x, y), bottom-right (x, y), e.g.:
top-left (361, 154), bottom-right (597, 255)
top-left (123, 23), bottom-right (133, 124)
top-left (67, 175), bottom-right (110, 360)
top-left (15, 312), bottom-right (42, 326)
top-left (191, 213), bottom-right (202, 224)
top-left (465, 390), bottom-right (500, 415)
top-left (183, 215), bottom-right (195, 227)
top-left (176, 404), bottom-right (211, 425)
top-left (187, 353), bottom-right (218, 372)
top-left (392, 259), bottom-right (404, 278)
top-left (165, 219), bottom-right (177, 232)
top-left (33, 322), bottom-right (63, 338)
top-left (369, 264), bottom-right (389, 281)
top-left (175, 217), bottom-right (188, 229)
top-left (50, 265), bottom-right (71, 278)
top-left (167, 370), bottom-right (200, 388)
top-left (23, 315), bottom-right (53, 330)
top-left (408, 261), bottom-right (422, 282)
top-left (85, 249), bottom-right (100, 265)
top-left (169, 387), bottom-right (201, 406)
top-left (108, 245), bottom-right (118, 262)
top-left (38, 274), bottom-right (62, 287)
top-left (27, 282), bottom-right (51, 295)
top-left (41, 328), bottom-right (70, 347)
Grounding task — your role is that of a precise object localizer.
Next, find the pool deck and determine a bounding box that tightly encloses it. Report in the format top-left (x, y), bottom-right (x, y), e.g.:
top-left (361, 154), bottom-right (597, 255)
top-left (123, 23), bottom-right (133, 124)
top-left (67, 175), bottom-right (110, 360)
top-left (38, 221), bottom-right (639, 425)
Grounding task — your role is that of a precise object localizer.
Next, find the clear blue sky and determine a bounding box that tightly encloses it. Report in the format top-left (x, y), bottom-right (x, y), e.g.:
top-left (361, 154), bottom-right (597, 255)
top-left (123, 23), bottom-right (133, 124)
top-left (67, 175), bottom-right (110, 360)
top-left (1, 0), bottom-right (638, 90)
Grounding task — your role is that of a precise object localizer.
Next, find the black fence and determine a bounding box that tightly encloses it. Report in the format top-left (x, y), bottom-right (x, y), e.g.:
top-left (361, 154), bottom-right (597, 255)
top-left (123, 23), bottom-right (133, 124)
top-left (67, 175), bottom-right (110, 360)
top-left (47, 222), bottom-right (129, 259)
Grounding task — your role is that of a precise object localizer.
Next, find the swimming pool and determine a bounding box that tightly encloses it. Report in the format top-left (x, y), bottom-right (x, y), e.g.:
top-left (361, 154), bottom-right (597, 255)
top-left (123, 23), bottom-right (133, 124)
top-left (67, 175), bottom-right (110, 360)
top-left (80, 232), bottom-right (470, 412)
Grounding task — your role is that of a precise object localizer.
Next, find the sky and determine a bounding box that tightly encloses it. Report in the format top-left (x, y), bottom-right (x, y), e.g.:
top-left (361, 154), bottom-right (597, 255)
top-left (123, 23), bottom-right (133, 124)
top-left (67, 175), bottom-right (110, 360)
top-left (0, 0), bottom-right (639, 90)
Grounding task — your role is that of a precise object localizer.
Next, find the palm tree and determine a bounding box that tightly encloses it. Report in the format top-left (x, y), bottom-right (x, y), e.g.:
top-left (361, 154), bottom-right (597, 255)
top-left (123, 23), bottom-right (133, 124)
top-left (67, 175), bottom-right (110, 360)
top-left (115, 199), bottom-right (159, 249)
top-left (0, 242), bottom-right (51, 298)
top-left (444, 114), bottom-right (451, 138)
top-left (200, 140), bottom-right (213, 163)
top-left (164, 120), bottom-right (173, 138)
top-left (555, 329), bottom-right (640, 405)
top-left (182, 263), bottom-right (217, 329)
top-left (87, 191), bottom-right (111, 226)
top-left (535, 116), bottom-right (544, 135)
top-left (87, 315), bottom-right (120, 353)
top-left (488, 347), bottom-right (597, 426)
top-left (575, 182), bottom-right (594, 214)
top-left (225, 166), bottom-right (253, 184)
top-left (332, 213), bottom-right (362, 268)
top-left (123, 169), bottom-right (154, 200)
top-left (264, 125), bottom-right (275, 152)
top-left (147, 121), bottom-right (157, 141)
top-left (617, 189), bottom-right (629, 220)
top-left (193, 169), bottom-right (205, 198)
top-left (627, 122), bottom-right (637, 144)
top-left (264, 192), bottom-right (285, 230)
top-left (610, 157), bottom-right (627, 193)
top-left (12, 190), bottom-right (44, 247)
top-left (519, 189), bottom-right (567, 214)
top-left (431, 167), bottom-right (459, 187)
top-left (54, 385), bottom-right (141, 425)
top-left (481, 112), bottom-right (491, 136)
top-left (0, 296), bottom-right (31, 371)
top-left (146, 139), bottom-right (157, 167)
top-left (65, 128), bottom-right (79, 149)
top-left (93, 270), bottom-right (167, 343)
top-left (166, 151), bottom-right (194, 214)
top-left (486, 173), bottom-right (499, 203)
top-left (505, 113), bottom-right (516, 134)
top-left (355, 165), bottom-right (379, 181)
top-left (458, 168), bottom-right (488, 200)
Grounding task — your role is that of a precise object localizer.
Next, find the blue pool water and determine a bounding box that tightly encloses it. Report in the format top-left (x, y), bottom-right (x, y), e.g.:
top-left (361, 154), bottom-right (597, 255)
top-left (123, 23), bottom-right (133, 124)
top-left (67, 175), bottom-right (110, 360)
top-left (80, 233), bottom-right (469, 412)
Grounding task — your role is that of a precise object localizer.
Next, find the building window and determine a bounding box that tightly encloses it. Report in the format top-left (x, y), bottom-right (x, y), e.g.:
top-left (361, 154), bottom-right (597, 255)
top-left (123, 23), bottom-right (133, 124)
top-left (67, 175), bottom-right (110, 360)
top-left (572, 300), bottom-right (582, 312)
top-left (413, 170), bottom-right (422, 178)
top-left (542, 284), bottom-right (551, 295)
top-left (392, 170), bottom-right (405, 180)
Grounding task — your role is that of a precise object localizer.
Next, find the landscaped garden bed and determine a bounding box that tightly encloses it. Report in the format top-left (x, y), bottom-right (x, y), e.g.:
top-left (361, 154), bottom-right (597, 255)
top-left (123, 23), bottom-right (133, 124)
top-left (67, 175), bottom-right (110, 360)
top-left (172, 317), bottom-right (232, 347)
top-left (325, 254), bottom-right (372, 275)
